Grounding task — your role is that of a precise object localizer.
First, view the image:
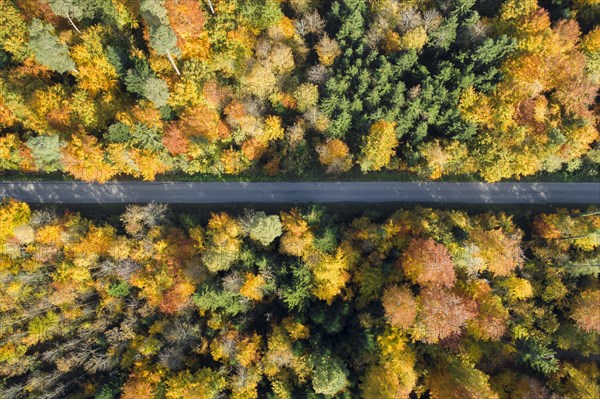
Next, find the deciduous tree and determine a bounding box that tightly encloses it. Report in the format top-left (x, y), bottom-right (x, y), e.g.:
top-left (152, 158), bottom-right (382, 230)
top-left (28, 19), bottom-right (76, 74)
top-left (427, 358), bottom-right (498, 399)
top-left (311, 353), bottom-right (349, 396)
top-left (165, 368), bottom-right (227, 399)
top-left (316, 139), bottom-right (353, 174)
top-left (416, 288), bottom-right (477, 343)
top-left (400, 238), bottom-right (456, 288)
top-left (571, 290), bottom-right (600, 333)
top-left (382, 285), bottom-right (418, 330)
top-left (358, 120), bottom-right (398, 172)
top-left (0, 0), bottom-right (29, 60)
top-left (165, 0), bottom-right (209, 60)
top-left (61, 135), bottom-right (117, 182)
top-left (248, 212), bottom-right (283, 246)
top-left (279, 209), bottom-right (314, 257)
top-left (469, 229), bottom-right (523, 276)
top-left (71, 26), bottom-right (118, 96)
top-left (316, 35), bottom-right (341, 66)
top-left (202, 212), bottom-right (242, 272)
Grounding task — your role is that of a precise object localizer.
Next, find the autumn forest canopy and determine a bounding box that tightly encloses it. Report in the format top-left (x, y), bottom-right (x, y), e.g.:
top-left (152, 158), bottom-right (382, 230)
top-left (1, 0), bottom-right (600, 397)
top-left (0, 0), bottom-right (598, 181)
top-left (0, 200), bottom-right (598, 398)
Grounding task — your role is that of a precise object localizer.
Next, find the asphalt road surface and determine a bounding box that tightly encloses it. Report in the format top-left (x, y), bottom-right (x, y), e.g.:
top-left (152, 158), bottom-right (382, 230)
top-left (0, 181), bottom-right (598, 204)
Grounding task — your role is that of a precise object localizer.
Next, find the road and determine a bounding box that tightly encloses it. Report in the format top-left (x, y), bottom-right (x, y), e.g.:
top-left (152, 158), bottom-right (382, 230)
top-left (0, 181), bottom-right (598, 204)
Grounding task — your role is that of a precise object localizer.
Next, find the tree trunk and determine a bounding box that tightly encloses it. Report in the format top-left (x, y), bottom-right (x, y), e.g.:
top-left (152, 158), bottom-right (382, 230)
top-left (166, 50), bottom-right (181, 76)
top-left (207, 0), bottom-right (215, 15)
top-left (573, 210), bottom-right (600, 218)
top-left (558, 233), bottom-right (597, 240)
top-left (66, 12), bottom-right (81, 34)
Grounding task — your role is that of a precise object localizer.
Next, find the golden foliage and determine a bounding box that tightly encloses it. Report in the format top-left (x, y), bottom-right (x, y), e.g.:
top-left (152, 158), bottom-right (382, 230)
top-left (358, 120), bottom-right (398, 172)
top-left (165, 0), bottom-right (210, 60)
top-left (0, 0), bottom-right (29, 60)
top-left (240, 273), bottom-right (266, 301)
top-left (159, 281), bottom-right (195, 314)
top-left (279, 209), bottom-right (314, 257)
top-left (62, 135), bottom-right (117, 182)
top-left (309, 245), bottom-right (352, 303)
top-left (0, 199), bottom-right (30, 245)
top-left (316, 139), bottom-right (353, 174)
top-left (71, 26), bottom-right (118, 96)
top-left (0, 134), bottom-right (22, 171)
top-left (282, 317), bottom-right (310, 341)
top-left (501, 276), bottom-right (533, 301)
top-left (468, 4), bottom-right (599, 181)
top-left (469, 229), bottom-right (523, 276)
top-left (237, 333), bottom-right (262, 367)
top-left (316, 36), bottom-right (340, 66)
top-left (263, 115), bottom-right (285, 141)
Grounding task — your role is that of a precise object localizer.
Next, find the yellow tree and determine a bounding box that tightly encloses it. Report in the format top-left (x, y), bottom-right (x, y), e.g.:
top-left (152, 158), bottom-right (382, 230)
top-left (0, 199), bottom-right (30, 246)
top-left (279, 209), bottom-right (314, 257)
top-left (465, 1), bottom-right (599, 181)
top-left (239, 273), bottom-right (266, 301)
top-left (202, 212), bottom-right (242, 272)
top-left (294, 83), bottom-right (319, 112)
top-left (0, 134), bottom-right (23, 171)
top-left (309, 243), bottom-right (355, 304)
top-left (361, 364), bottom-right (412, 399)
top-left (230, 365), bottom-right (263, 399)
top-left (316, 139), bottom-right (353, 174)
top-left (28, 85), bottom-right (73, 134)
top-left (262, 115), bottom-right (285, 142)
top-left (316, 35), bottom-right (341, 66)
top-left (61, 135), bottom-right (117, 182)
top-left (417, 140), bottom-right (473, 179)
top-left (361, 328), bottom-right (417, 399)
top-left (236, 333), bottom-right (262, 368)
top-left (263, 324), bottom-right (310, 387)
top-left (581, 27), bottom-right (600, 83)
top-left (243, 64), bottom-right (278, 99)
top-left (469, 229), bottom-right (524, 276)
top-left (358, 120), bottom-right (398, 172)
top-left (0, 0), bottom-right (29, 60)
top-left (71, 26), bottom-right (118, 97)
top-left (130, 149), bottom-right (171, 181)
top-left (165, 0), bottom-right (210, 60)
top-left (220, 149), bottom-right (249, 175)
top-left (165, 368), bottom-right (227, 399)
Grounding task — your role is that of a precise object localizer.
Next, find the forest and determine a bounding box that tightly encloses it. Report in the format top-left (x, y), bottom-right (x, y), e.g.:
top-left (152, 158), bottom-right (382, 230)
top-left (0, 199), bottom-right (598, 398)
top-left (0, 0), bottom-right (599, 182)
